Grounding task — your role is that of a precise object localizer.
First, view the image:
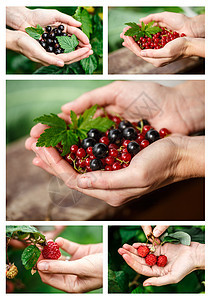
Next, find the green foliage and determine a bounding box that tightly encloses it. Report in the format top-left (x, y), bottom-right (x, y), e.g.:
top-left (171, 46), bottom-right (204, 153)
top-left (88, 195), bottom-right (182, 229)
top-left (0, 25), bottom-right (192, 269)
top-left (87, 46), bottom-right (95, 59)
top-left (21, 245), bottom-right (41, 270)
top-left (56, 35), bottom-right (79, 53)
top-left (108, 226), bottom-right (205, 294)
top-left (25, 24), bottom-right (44, 39)
top-left (6, 225), bottom-right (45, 242)
top-left (124, 21), bottom-right (162, 39)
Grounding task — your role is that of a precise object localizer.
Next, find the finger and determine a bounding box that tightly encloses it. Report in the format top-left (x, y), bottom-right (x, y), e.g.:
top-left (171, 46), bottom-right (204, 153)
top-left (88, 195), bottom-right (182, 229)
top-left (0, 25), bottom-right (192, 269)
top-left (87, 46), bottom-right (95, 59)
top-left (76, 167), bottom-right (139, 190)
top-left (32, 156), bottom-right (57, 176)
top-left (122, 244), bottom-right (139, 255)
top-left (153, 226), bottom-right (169, 237)
top-left (61, 83), bottom-right (117, 115)
top-left (132, 243), bottom-right (144, 248)
top-left (64, 50), bottom-right (93, 65)
top-left (57, 47), bottom-right (90, 63)
top-left (55, 237), bottom-right (80, 256)
top-left (139, 13), bottom-right (166, 25)
top-left (121, 254), bottom-right (155, 276)
top-left (55, 11), bottom-right (82, 28)
top-left (38, 271), bottom-right (70, 292)
top-left (30, 123), bottom-right (49, 138)
top-left (38, 50), bottom-right (64, 67)
top-left (25, 137), bottom-right (37, 150)
top-left (143, 274), bottom-right (174, 287)
top-left (66, 26), bottom-right (90, 44)
top-left (142, 226), bottom-right (153, 238)
top-left (118, 248), bottom-right (145, 265)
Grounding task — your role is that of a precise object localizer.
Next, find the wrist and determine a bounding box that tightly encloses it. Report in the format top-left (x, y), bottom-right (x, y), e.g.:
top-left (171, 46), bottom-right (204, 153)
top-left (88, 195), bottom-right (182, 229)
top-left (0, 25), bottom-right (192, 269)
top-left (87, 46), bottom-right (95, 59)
top-left (191, 242), bottom-right (205, 270)
top-left (185, 37), bottom-right (205, 58)
top-left (174, 136), bottom-right (205, 180)
top-left (190, 15), bottom-right (205, 38)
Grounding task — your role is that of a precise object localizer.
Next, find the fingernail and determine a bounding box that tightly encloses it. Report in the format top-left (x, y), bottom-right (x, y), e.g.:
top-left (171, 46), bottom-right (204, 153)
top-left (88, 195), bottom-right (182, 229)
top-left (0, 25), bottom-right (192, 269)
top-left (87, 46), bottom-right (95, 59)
top-left (38, 262), bottom-right (48, 271)
top-left (77, 177), bottom-right (91, 188)
top-left (62, 102), bottom-right (75, 110)
top-left (57, 60), bottom-right (64, 67)
top-left (153, 229), bottom-right (161, 237)
top-left (144, 283), bottom-right (151, 286)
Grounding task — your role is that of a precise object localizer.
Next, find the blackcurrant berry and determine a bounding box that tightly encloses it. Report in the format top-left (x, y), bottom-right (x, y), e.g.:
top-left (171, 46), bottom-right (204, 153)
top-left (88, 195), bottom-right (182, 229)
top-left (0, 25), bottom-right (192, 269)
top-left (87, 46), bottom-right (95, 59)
top-left (53, 28), bottom-right (58, 34)
top-left (92, 143), bottom-right (108, 159)
top-left (61, 32), bottom-right (67, 36)
top-left (145, 129), bottom-right (160, 143)
top-left (123, 127), bottom-right (138, 140)
top-left (46, 26), bottom-right (52, 32)
top-left (49, 32), bottom-right (56, 39)
top-left (81, 137), bottom-right (96, 150)
top-left (118, 120), bottom-right (132, 131)
top-left (108, 129), bottom-right (122, 144)
top-left (42, 32), bottom-right (49, 39)
top-left (87, 128), bottom-right (102, 141)
top-left (57, 29), bottom-right (62, 35)
top-left (39, 41), bottom-right (47, 48)
top-left (58, 25), bottom-right (65, 31)
top-left (46, 38), bottom-right (53, 45)
top-left (127, 141), bottom-right (140, 155)
top-left (46, 46), bottom-right (54, 52)
top-left (54, 48), bottom-right (62, 55)
top-left (54, 43), bottom-right (60, 49)
top-left (90, 158), bottom-right (103, 171)
top-left (138, 119), bottom-right (149, 128)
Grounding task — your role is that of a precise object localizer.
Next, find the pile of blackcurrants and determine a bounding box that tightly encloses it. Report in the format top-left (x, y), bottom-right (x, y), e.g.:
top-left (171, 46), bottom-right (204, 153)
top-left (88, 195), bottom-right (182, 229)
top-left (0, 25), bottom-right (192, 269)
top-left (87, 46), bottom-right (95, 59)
top-left (39, 25), bottom-right (68, 54)
top-left (57, 116), bottom-right (171, 173)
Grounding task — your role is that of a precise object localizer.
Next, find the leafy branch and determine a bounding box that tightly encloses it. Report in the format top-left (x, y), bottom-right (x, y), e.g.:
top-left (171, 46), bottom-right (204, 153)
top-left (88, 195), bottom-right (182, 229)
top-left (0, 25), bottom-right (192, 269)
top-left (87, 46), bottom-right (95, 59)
top-left (124, 21), bottom-right (162, 40)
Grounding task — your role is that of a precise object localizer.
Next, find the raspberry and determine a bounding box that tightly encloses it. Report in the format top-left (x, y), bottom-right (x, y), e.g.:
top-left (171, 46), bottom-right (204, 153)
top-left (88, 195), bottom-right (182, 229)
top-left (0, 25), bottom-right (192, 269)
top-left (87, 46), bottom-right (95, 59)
top-left (6, 264), bottom-right (18, 279)
top-left (145, 254), bottom-right (157, 266)
top-left (137, 245), bottom-right (150, 258)
top-left (157, 255), bottom-right (167, 267)
top-left (42, 241), bottom-right (61, 260)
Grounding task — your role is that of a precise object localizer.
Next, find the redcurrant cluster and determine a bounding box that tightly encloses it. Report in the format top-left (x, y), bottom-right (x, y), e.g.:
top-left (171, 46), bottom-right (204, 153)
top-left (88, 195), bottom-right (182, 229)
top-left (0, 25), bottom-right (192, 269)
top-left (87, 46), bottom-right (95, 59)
top-left (39, 25), bottom-right (68, 54)
top-left (134, 26), bottom-right (186, 50)
top-left (57, 116), bottom-right (171, 173)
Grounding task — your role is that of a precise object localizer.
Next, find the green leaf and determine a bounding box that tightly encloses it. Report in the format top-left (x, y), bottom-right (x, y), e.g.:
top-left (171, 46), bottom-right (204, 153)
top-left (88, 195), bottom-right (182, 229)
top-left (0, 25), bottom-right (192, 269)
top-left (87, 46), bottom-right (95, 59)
top-left (108, 269), bottom-right (129, 293)
top-left (70, 110), bottom-right (78, 128)
top-left (80, 116), bottom-right (114, 132)
top-left (21, 245), bottom-right (41, 270)
top-left (124, 27), bottom-right (140, 37)
top-left (74, 7), bottom-right (92, 38)
top-left (125, 22), bottom-right (140, 30)
top-left (131, 286), bottom-right (143, 293)
top-left (168, 231), bottom-right (191, 246)
top-left (161, 235), bottom-right (181, 244)
top-left (60, 130), bottom-right (79, 156)
top-left (91, 38), bottom-right (103, 57)
top-left (25, 24), bottom-right (44, 39)
top-left (68, 62), bottom-right (84, 74)
top-left (80, 54), bottom-right (98, 74)
top-left (124, 20), bottom-right (162, 39)
top-left (6, 226), bottom-right (45, 242)
top-left (34, 113), bottom-right (66, 129)
top-left (34, 65), bottom-right (65, 74)
top-left (36, 127), bottom-right (67, 148)
top-left (81, 104), bottom-right (98, 124)
top-left (56, 34), bottom-right (79, 53)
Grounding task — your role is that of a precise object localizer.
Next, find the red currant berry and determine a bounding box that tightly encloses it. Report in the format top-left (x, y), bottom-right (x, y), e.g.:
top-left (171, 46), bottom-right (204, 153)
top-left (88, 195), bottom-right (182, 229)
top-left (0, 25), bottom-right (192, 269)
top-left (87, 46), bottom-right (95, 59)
top-left (76, 148), bottom-right (86, 159)
top-left (142, 125), bottom-right (151, 134)
top-left (101, 158), bottom-right (106, 166)
top-left (181, 33), bottom-right (186, 37)
top-left (122, 139), bottom-right (131, 147)
top-left (86, 166), bottom-right (92, 172)
top-left (109, 143), bottom-right (118, 150)
top-left (78, 159), bottom-right (86, 168)
top-left (85, 157), bottom-right (91, 167)
top-left (99, 136), bottom-right (109, 145)
top-left (159, 128), bottom-right (171, 138)
top-left (137, 133), bottom-right (145, 142)
top-left (105, 130), bottom-right (110, 136)
top-left (105, 156), bottom-right (115, 165)
top-left (86, 146), bottom-right (93, 155)
top-left (105, 165), bottom-right (113, 171)
top-left (65, 153), bottom-right (75, 163)
top-left (121, 152), bottom-right (131, 162)
top-left (112, 116), bottom-right (121, 125)
top-left (112, 162), bottom-right (122, 170)
top-left (70, 144), bottom-right (78, 153)
top-left (89, 154), bottom-right (96, 160)
top-left (109, 149), bottom-right (118, 158)
top-left (140, 139), bottom-right (150, 148)
top-left (122, 163), bottom-right (129, 168)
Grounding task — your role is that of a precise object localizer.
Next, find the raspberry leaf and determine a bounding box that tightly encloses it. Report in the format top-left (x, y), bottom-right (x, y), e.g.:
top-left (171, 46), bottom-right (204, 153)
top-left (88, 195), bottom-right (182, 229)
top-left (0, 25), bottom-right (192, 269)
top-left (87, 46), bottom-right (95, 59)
top-left (25, 24), bottom-right (44, 40)
top-left (21, 245), bottom-right (41, 270)
top-left (56, 35), bottom-right (79, 53)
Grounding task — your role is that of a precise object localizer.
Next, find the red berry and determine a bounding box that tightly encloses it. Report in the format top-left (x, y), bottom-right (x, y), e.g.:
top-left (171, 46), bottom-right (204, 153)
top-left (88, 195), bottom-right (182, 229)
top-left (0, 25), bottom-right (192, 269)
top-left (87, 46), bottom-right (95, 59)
top-left (112, 116), bottom-right (121, 125)
top-left (140, 139), bottom-right (149, 149)
top-left (122, 139), bottom-right (131, 147)
top-left (109, 148), bottom-right (118, 158)
top-left (65, 153), bottom-right (75, 163)
top-left (86, 146), bottom-right (93, 155)
top-left (181, 33), bottom-right (186, 37)
top-left (145, 254), bottom-right (157, 266)
top-left (86, 166), bottom-right (92, 172)
top-left (112, 162), bottom-right (122, 170)
top-left (109, 143), bottom-right (118, 149)
top-left (101, 158), bottom-right (106, 166)
top-left (78, 159), bottom-right (86, 168)
top-left (159, 128), bottom-right (171, 138)
top-left (105, 156), bottom-right (115, 165)
top-left (70, 144), bottom-right (78, 153)
top-left (99, 136), bottom-right (109, 145)
top-left (137, 133), bottom-right (145, 142)
top-left (76, 148), bottom-right (86, 159)
top-left (105, 130), bottom-right (110, 137)
top-left (89, 154), bottom-right (96, 160)
top-left (142, 125), bottom-right (151, 134)
top-left (157, 255), bottom-right (167, 267)
top-left (122, 163), bottom-right (129, 168)
top-left (105, 165), bottom-right (112, 171)
top-left (122, 147), bottom-right (129, 153)
top-left (137, 245), bottom-right (150, 258)
top-left (85, 157), bottom-right (91, 167)
top-left (121, 152), bottom-right (131, 162)
top-left (42, 241), bottom-right (61, 260)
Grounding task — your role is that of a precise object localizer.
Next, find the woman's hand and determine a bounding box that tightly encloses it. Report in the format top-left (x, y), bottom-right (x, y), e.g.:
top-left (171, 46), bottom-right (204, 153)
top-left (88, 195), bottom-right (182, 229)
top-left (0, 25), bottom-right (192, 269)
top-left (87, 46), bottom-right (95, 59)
top-left (118, 242), bottom-right (205, 286)
top-left (142, 226), bottom-right (169, 240)
top-left (37, 238), bottom-right (103, 293)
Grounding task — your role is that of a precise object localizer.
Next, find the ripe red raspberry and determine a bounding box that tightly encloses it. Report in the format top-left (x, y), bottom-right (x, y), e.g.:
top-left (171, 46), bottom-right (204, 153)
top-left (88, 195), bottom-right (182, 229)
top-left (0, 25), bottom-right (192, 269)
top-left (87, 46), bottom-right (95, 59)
top-left (157, 255), bottom-right (167, 267)
top-left (145, 254), bottom-right (157, 266)
top-left (137, 245), bottom-right (150, 258)
top-left (42, 241), bottom-right (61, 260)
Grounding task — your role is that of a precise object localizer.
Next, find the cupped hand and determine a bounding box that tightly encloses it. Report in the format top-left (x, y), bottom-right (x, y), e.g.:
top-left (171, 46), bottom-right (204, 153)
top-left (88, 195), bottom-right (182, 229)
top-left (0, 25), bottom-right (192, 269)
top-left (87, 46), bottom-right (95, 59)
top-left (37, 237), bottom-right (103, 293)
top-left (118, 241), bottom-right (204, 286)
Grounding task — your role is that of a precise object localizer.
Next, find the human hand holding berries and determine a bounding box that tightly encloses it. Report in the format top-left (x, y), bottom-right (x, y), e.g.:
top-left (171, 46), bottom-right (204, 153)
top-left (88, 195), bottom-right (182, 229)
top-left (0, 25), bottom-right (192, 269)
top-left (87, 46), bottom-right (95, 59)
top-left (118, 242), bottom-right (205, 286)
top-left (37, 237), bottom-right (103, 293)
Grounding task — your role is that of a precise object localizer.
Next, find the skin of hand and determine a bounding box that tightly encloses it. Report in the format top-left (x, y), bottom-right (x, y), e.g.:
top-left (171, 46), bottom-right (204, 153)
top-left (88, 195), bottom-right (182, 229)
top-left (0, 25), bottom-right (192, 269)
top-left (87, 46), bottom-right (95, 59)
top-left (142, 225), bottom-right (169, 240)
top-left (25, 81), bottom-right (205, 207)
top-left (6, 7), bottom-right (92, 66)
top-left (37, 238), bottom-right (103, 293)
top-left (118, 241), bottom-right (205, 286)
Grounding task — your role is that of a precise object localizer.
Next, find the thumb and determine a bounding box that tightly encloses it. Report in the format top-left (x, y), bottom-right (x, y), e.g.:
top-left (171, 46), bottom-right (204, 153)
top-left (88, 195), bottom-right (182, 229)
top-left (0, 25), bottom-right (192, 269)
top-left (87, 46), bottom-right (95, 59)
top-left (153, 226), bottom-right (169, 237)
top-left (143, 274), bottom-right (174, 287)
top-left (76, 167), bottom-right (139, 190)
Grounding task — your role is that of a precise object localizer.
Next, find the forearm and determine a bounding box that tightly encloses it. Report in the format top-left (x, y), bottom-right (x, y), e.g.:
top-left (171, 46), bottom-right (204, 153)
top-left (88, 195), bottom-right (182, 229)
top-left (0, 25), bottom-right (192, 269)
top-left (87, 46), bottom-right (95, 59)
top-left (6, 6), bottom-right (30, 30)
top-left (191, 242), bottom-right (205, 270)
top-left (6, 29), bottom-right (19, 51)
top-left (186, 38), bottom-right (205, 58)
top-left (174, 81), bottom-right (205, 133)
top-left (176, 136), bottom-right (205, 179)
top-left (189, 14), bottom-right (205, 38)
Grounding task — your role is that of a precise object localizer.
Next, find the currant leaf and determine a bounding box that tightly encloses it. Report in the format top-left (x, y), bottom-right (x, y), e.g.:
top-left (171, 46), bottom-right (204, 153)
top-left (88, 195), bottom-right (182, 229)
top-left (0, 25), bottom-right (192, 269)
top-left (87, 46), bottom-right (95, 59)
top-left (56, 35), bottom-right (79, 53)
top-left (34, 113), bottom-right (66, 129)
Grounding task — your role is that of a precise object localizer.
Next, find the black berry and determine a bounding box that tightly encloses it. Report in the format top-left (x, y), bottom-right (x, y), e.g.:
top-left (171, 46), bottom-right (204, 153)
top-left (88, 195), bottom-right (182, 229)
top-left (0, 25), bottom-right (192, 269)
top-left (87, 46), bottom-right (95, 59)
top-left (81, 138), bottom-right (96, 150)
top-left (108, 129), bottom-right (122, 144)
top-left (127, 141), bottom-right (140, 155)
top-left (46, 38), bottom-right (53, 45)
top-left (49, 32), bottom-right (56, 39)
top-left (138, 119), bottom-right (150, 128)
top-left (46, 26), bottom-right (52, 32)
top-left (39, 41), bottom-right (47, 48)
top-left (145, 129), bottom-right (160, 143)
top-left (90, 158), bottom-right (103, 171)
top-left (42, 32), bottom-right (49, 39)
top-left (58, 25), bottom-right (65, 31)
top-left (87, 129), bottom-right (102, 141)
top-left (123, 127), bottom-right (138, 140)
top-left (46, 46), bottom-right (54, 52)
top-left (118, 120), bottom-right (133, 131)
top-left (57, 29), bottom-right (62, 36)
top-left (92, 143), bottom-right (108, 159)
top-left (54, 48), bottom-right (62, 54)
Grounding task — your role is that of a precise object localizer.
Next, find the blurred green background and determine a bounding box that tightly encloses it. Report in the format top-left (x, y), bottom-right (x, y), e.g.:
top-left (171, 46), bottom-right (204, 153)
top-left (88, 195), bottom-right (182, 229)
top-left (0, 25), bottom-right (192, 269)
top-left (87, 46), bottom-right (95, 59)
top-left (6, 80), bottom-right (112, 144)
top-left (109, 6), bottom-right (205, 53)
top-left (108, 225), bottom-right (205, 293)
top-left (6, 6), bottom-right (103, 74)
top-left (7, 225), bottom-right (102, 293)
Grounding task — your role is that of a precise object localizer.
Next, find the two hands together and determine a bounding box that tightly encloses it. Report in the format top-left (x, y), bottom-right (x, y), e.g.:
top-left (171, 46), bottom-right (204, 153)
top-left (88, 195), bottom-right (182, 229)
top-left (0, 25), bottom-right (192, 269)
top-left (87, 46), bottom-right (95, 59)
top-left (6, 7), bottom-right (93, 67)
top-left (25, 80), bottom-right (205, 207)
top-left (120, 12), bottom-right (205, 67)
top-left (118, 225), bottom-right (205, 286)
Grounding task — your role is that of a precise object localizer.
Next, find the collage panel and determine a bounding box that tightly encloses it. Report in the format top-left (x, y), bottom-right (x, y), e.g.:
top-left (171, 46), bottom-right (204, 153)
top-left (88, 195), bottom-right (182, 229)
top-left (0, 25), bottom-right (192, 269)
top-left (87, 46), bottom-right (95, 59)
top-left (6, 6), bottom-right (103, 75)
top-left (108, 225), bottom-right (205, 293)
top-left (6, 80), bottom-right (205, 221)
top-left (6, 225), bottom-right (103, 293)
top-left (108, 6), bottom-right (205, 74)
